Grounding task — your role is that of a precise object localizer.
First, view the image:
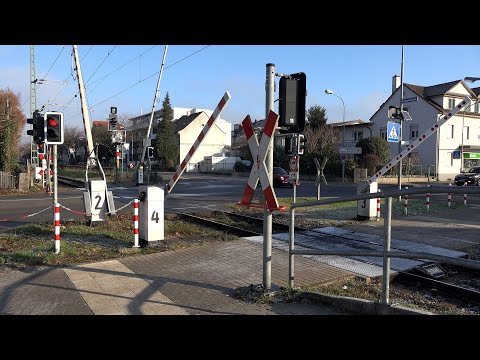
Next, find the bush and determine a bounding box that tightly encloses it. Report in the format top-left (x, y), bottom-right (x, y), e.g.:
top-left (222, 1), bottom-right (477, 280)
top-left (166, 159), bottom-right (176, 171)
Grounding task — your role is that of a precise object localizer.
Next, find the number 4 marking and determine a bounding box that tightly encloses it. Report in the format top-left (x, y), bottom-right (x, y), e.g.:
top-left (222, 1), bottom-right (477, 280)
top-left (151, 211), bottom-right (159, 223)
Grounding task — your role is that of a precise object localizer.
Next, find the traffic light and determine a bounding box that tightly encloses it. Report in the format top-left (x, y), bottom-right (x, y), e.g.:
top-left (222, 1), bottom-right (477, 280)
top-left (278, 72), bottom-right (307, 133)
top-left (37, 142), bottom-right (45, 156)
top-left (44, 111), bottom-right (64, 144)
top-left (109, 107), bottom-right (118, 131)
top-left (147, 146), bottom-right (154, 158)
top-left (297, 134), bottom-right (307, 155)
top-left (26, 111), bottom-right (45, 144)
top-left (285, 135), bottom-right (295, 155)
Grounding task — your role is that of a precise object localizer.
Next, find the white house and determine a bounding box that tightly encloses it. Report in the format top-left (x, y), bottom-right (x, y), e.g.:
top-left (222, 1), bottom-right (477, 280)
top-left (367, 76), bottom-right (480, 181)
top-left (128, 107), bottom-right (232, 167)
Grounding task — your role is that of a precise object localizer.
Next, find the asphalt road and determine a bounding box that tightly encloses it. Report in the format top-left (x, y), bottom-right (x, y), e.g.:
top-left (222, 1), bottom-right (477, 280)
top-left (1, 174), bottom-right (479, 229)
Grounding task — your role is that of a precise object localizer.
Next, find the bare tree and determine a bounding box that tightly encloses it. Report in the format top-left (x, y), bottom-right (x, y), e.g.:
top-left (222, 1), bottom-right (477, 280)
top-left (304, 124), bottom-right (340, 156)
top-left (63, 126), bottom-right (84, 164)
top-left (0, 89), bottom-right (25, 172)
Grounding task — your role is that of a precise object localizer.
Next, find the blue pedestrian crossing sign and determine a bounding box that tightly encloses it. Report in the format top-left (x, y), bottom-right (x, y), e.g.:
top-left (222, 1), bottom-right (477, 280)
top-left (387, 122), bottom-right (400, 142)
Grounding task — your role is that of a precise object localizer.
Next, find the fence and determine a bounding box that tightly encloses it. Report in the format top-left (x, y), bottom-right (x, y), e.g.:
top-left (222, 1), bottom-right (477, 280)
top-left (0, 171), bottom-right (17, 189)
top-left (287, 185), bottom-right (480, 306)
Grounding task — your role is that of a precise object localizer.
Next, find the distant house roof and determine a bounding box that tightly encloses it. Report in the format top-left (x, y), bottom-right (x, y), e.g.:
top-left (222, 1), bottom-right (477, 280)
top-left (174, 112), bottom-right (203, 133)
top-left (329, 119), bottom-right (368, 127)
top-left (93, 120), bottom-right (108, 127)
top-left (370, 79), bottom-right (478, 122)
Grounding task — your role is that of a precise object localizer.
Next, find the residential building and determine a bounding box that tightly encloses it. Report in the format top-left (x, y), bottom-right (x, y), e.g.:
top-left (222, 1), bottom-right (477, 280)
top-left (367, 76), bottom-right (480, 181)
top-left (128, 107), bottom-right (232, 170)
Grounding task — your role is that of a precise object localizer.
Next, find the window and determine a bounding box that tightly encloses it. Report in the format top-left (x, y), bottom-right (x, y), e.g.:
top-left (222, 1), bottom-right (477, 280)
top-left (447, 124), bottom-right (454, 139)
top-left (410, 124), bottom-right (419, 139)
top-left (447, 152), bottom-right (453, 167)
top-left (475, 102), bottom-right (480, 113)
top-left (448, 99), bottom-right (456, 108)
top-left (353, 131), bottom-right (363, 142)
top-left (463, 126), bottom-right (470, 140)
top-left (380, 127), bottom-right (387, 140)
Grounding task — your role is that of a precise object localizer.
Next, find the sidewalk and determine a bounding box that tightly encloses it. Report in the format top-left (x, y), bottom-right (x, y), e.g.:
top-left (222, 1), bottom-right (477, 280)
top-left (0, 238), bottom-right (353, 315)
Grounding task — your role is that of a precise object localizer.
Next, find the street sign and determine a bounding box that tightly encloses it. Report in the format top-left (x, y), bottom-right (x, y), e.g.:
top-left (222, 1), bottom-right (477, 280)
top-left (453, 150), bottom-right (461, 159)
top-left (129, 163), bottom-right (134, 169)
top-left (289, 156), bottom-right (298, 172)
top-left (339, 147), bottom-right (362, 154)
top-left (402, 96), bottom-right (418, 103)
top-left (387, 122), bottom-right (400, 142)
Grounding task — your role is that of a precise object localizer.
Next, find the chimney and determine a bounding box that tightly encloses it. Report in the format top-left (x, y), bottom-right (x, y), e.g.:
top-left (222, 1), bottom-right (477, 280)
top-left (392, 75), bottom-right (401, 94)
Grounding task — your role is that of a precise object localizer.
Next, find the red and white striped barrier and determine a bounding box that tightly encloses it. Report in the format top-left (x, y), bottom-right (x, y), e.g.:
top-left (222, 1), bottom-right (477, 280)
top-left (426, 193), bottom-right (430, 212)
top-left (366, 97), bottom-right (471, 187)
top-left (448, 183), bottom-right (452, 208)
top-left (376, 190), bottom-right (381, 220)
top-left (54, 203), bottom-right (60, 254)
top-left (238, 111), bottom-right (283, 211)
top-left (133, 199), bottom-right (140, 248)
top-left (404, 186), bottom-right (408, 215)
top-left (166, 91), bottom-right (231, 195)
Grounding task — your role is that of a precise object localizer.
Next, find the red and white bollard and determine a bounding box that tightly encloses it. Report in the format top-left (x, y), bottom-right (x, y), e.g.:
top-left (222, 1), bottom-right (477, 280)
top-left (463, 182), bottom-right (467, 207)
top-left (448, 183), bottom-right (452, 208)
top-left (404, 186), bottom-right (408, 215)
top-left (426, 193), bottom-right (430, 212)
top-left (133, 199), bottom-right (140, 248)
top-left (376, 190), bottom-right (381, 220)
top-left (54, 203), bottom-right (61, 254)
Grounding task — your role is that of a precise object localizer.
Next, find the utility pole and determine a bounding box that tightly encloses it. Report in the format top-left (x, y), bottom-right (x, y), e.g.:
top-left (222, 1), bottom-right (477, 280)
top-left (139, 45), bottom-right (168, 184)
top-left (397, 45), bottom-right (405, 201)
top-left (264, 63), bottom-right (275, 292)
top-left (30, 45), bottom-right (39, 169)
top-left (72, 45), bottom-right (96, 166)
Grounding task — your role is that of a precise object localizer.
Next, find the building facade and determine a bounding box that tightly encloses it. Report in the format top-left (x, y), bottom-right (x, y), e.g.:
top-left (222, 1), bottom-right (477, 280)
top-left (367, 76), bottom-right (480, 181)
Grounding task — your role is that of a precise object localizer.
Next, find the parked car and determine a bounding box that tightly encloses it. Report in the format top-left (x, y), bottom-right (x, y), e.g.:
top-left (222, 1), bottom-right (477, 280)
top-left (454, 166), bottom-right (480, 186)
top-left (273, 167), bottom-right (293, 187)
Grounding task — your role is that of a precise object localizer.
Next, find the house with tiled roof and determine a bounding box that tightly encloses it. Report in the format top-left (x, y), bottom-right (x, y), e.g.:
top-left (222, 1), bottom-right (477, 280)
top-left (368, 76), bottom-right (480, 181)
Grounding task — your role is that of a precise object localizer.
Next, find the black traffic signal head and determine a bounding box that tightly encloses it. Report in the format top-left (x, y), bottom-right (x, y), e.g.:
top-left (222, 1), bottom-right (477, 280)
top-left (278, 72), bottom-right (307, 133)
top-left (147, 146), bottom-right (154, 158)
top-left (284, 135), bottom-right (295, 155)
top-left (109, 113), bottom-right (118, 131)
top-left (27, 111), bottom-right (45, 144)
top-left (297, 134), bottom-right (307, 155)
top-left (45, 111), bottom-right (64, 144)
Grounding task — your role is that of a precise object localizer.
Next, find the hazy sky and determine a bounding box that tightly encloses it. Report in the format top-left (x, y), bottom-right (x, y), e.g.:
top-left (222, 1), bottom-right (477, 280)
top-left (1, 45), bottom-right (479, 142)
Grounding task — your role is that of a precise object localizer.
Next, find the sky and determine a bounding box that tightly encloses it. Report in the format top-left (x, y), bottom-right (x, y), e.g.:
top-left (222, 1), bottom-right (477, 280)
top-left (1, 45), bottom-right (479, 143)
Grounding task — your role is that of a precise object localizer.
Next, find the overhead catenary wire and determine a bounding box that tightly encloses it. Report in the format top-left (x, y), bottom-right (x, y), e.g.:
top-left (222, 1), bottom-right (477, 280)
top-left (61, 45), bottom-right (158, 110)
top-left (84, 45), bottom-right (118, 86)
top-left (69, 45), bottom-right (211, 120)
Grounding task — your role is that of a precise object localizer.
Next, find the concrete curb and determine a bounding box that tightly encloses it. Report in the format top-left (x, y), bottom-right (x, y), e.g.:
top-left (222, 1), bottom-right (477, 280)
top-left (305, 291), bottom-right (433, 315)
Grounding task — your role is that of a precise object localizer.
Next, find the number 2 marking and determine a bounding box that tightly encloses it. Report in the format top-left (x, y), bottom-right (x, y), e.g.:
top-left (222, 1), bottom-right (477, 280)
top-left (95, 195), bottom-right (102, 210)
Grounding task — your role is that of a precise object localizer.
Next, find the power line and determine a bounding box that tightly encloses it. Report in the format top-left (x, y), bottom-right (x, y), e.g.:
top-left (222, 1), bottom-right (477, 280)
top-left (41, 45), bottom-right (66, 81)
top-left (69, 45), bottom-right (211, 120)
top-left (84, 45), bottom-right (117, 86)
top-left (81, 45), bottom-right (94, 61)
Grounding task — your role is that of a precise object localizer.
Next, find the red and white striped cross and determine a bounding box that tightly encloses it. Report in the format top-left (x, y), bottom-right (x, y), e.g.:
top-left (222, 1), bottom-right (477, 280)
top-left (239, 110), bottom-right (280, 211)
top-left (166, 91), bottom-right (231, 195)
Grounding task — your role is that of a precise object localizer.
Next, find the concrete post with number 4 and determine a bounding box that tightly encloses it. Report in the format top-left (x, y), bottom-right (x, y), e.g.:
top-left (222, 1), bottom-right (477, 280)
top-left (138, 185), bottom-right (164, 246)
top-left (357, 181), bottom-right (378, 221)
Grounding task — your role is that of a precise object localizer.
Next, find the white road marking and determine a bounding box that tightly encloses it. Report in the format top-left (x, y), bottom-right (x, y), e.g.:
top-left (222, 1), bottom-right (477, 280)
top-left (0, 196), bottom-right (82, 202)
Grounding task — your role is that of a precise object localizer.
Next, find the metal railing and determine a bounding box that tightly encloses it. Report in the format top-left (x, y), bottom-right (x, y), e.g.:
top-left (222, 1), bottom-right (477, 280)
top-left (288, 185), bottom-right (480, 305)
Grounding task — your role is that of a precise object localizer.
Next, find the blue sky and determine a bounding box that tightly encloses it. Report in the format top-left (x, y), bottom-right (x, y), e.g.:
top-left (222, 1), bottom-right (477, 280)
top-left (1, 45), bottom-right (479, 143)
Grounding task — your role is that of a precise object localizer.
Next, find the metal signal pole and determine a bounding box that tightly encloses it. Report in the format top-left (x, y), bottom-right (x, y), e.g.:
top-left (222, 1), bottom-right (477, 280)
top-left (397, 45), bottom-right (405, 201)
top-left (263, 63), bottom-right (275, 292)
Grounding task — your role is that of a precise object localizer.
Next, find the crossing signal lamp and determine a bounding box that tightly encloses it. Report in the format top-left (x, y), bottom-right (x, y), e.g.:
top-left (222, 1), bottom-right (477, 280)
top-left (26, 110), bottom-right (45, 144)
top-left (297, 134), bottom-right (307, 155)
top-left (45, 111), bottom-right (64, 145)
top-left (278, 72), bottom-right (307, 133)
top-left (109, 107), bottom-right (118, 131)
top-left (147, 146), bottom-right (154, 158)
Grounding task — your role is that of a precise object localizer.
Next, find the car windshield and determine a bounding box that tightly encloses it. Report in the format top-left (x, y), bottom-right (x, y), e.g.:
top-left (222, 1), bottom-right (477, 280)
top-left (468, 167), bottom-right (480, 173)
top-left (273, 167), bottom-right (288, 175)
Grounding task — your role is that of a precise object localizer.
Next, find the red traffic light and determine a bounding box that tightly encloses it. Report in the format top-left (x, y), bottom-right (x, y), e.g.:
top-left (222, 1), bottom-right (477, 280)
top-left (47, 117), bottom-right (58, 127)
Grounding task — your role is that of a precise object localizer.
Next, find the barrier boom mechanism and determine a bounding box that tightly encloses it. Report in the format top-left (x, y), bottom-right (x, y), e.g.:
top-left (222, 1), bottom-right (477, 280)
top-left (165, 91), bottom-right (231, 195)
top-left (363, 97), bottom-right (471, 191)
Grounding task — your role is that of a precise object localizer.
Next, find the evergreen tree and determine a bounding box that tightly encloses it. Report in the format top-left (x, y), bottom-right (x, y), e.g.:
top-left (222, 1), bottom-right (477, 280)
top-left (155, 93), bottom-right (179, 169)
top-left (307, 105), bottom-right (328, 129)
